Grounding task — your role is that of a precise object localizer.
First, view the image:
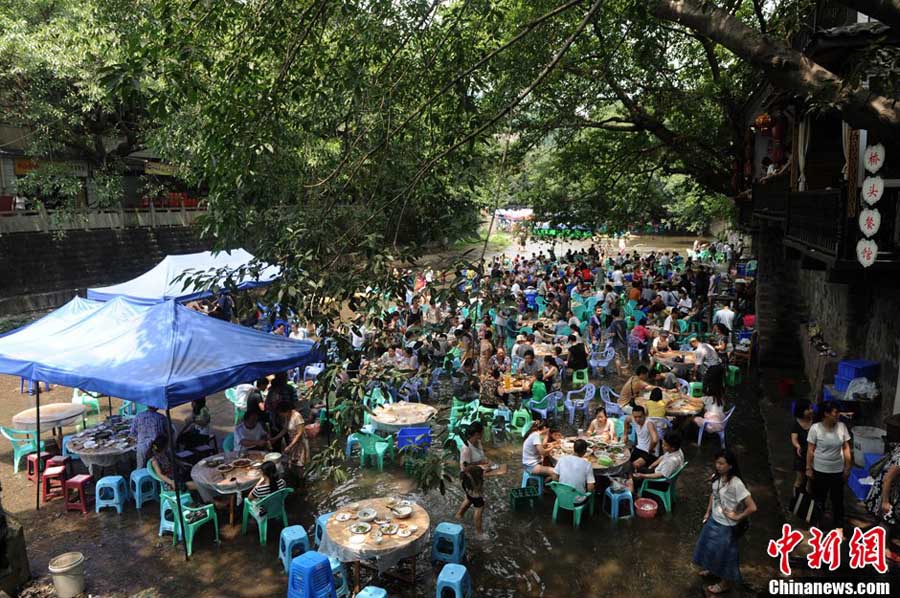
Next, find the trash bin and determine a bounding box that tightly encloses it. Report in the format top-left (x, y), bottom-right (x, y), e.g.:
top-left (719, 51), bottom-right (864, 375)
top-left (48, 552), bottom-right (85, 598)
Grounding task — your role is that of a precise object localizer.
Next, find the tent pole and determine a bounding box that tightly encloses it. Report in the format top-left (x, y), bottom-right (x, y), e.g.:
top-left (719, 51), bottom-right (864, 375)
top-left (35, 383), bottom-right (41, 511)
top-left (165, 407), bottom-right (190, 561)
top-left (107, 395), bottom-right (113, 418)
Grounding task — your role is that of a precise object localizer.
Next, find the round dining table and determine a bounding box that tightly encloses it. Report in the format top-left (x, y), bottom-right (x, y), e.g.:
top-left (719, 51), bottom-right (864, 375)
top-left (549, 435), bottom-right (631, 473)
top-left (635, 390), bottom-right (704, 417)
top-left (190, 450), bottom-right (269, 525)
top-left (65, 419), bottom-right (135, 476)
top-left (15, 403), bottom-right (87, 457)
top-left (369, 403), bottom-right (437, 433)
top-left (319, 496), bottom-right (431, 594)
top-left (651, 350), bottom-right (696, 370)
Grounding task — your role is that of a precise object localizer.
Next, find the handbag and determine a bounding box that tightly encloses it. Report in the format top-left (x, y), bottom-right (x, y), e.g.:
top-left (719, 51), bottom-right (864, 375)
top-left (790, 490), bottom-right (818, 524)
top-left (732, 518), bottom-right (750, 539)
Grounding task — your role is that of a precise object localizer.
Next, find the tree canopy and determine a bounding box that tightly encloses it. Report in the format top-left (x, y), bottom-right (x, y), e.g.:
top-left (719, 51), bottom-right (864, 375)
top-left (3, 0), bottom-right (899, 308)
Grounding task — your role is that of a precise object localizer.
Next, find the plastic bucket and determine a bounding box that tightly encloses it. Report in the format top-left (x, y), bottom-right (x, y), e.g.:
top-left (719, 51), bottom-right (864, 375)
top-left (48, 552), bottom-right (85, 598)
top-left (852, 426), bottom-right (886, 467)
top-left (635, 498), bottom-right (658, 519)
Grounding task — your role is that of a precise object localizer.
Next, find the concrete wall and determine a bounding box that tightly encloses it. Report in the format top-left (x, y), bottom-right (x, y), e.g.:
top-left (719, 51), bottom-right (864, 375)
top-left (0, 226), bottom-right (212, 315)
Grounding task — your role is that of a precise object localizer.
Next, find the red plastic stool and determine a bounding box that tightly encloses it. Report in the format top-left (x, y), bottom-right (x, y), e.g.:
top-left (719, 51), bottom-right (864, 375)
top-left (64, 474), bottom-right (93, 514)
top-left (41, 465), bottom-right (68, 502)
top-left (26, 451), bottom-right (52, 483)
top-left (48, 455), bottom-right (71, 477)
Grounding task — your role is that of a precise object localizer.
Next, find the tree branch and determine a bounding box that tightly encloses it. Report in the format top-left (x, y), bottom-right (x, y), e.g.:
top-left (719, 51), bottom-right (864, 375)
top-left (650, 0), bottom-right (900, 138)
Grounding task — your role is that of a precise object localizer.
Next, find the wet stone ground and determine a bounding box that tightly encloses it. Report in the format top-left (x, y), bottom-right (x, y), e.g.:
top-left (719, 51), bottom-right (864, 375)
top-left (0, 362), bottom-right (779, 597)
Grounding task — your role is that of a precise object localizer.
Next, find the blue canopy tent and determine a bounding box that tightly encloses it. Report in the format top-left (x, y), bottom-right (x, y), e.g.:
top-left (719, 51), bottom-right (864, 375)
top-left (0, 297), bottom-right (320, 531)
top-left (86, 248), bottom-right (280, 304)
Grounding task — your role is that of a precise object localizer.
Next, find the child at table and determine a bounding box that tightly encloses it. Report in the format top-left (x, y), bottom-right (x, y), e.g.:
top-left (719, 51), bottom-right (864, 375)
top-left (645, 388), bottom-right (672, 418)
top-left (250, 461), bottom-right (287, 502)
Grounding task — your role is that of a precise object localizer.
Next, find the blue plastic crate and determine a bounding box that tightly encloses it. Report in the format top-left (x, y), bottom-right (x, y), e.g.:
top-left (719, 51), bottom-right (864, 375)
top-left (864, 452), bottom-right (883, 471)
top-left (837, 360), bottom-right (879, 381)
top-left (834, 375), bottom-right (853, 392)
top-left (847, 468), bottom-right (873, 501)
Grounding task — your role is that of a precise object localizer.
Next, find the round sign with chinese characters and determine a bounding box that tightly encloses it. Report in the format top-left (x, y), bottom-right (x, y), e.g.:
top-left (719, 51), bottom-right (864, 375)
top-left (864, 143), bottom-right (885, 174)
top-left (856, 239), bottom-right (878, 268)
top-left (861, 176), bottom-right (884, 205)
top-left (859, 208), bottom-right (881, 238)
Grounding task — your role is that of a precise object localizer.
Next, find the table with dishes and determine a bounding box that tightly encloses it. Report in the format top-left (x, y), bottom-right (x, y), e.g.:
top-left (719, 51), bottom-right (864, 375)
top-left (651, 350), bottom-right (696, 370)
top-left (65, 418), bottom-right (135, 476)
top-left (190, 450), bottom-right (281, 524)
top-left (635, 390), bottom-right (704, 417)
top-left (369, 403), bottom-right (437, 433)
top-left (497, 373), bottom-right (532, 397)
top-left (549, 435), bottom-right (631, 473)
top-left (319, 496), bottom-right (431, 593)
top-left (13, 403), bottom-right (86, 450)
top-left (532, 342), bottom-right (570, 359)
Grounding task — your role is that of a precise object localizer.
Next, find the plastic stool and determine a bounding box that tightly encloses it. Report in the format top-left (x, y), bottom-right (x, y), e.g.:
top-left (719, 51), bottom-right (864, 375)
top-left (314, 512), bottom-right (334, 547)
top-left (572, 368), bottom-right (589, 389)
top-left (279, 526), bottom-right (311, 573)
top-left (435, 563), bottom-right (473, 598)
top-left (602, 487), bottom-right (634, 520)
top-left (688, 382), bottom-right (704, 398)
top-left (65, 474), bottom-right (93, 513)
top-left (288, 551), bottom-right (336, 598)
top-left (725, 365), bottom-right (742, 387)
top-left (47, 455), bottom-right (71, 477)
top-left (129, 468), bottom-right (159, 509)
top-left (431, 521), bottom-right (466, 565)
top-left (26, 451), bottom-right (52, 483)
top-left (521, 471), bottom-right (545, 494)
top-left (95, 475), bottom-right (128, 514)
top-left (329, 557), bottom-right (350, 598)
top-left (356, 588), bottom-right (388, 598)
top-left (41, 465), bottom-right (68, 502)
top-left (61, 434), bottom-right (82, 461)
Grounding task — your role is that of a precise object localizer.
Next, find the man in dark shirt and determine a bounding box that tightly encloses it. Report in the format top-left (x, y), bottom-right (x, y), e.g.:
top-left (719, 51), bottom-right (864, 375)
top-left (566, 334), bottom-right (589, 372)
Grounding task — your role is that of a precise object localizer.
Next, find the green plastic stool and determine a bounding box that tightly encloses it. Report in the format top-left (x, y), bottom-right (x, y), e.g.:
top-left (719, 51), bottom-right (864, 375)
top-left (688, 382), bottom-right (704, 398)
top-left (572, 369), bottom-right (589, 389)
top-left (725, 365), bottom-right (742, 387)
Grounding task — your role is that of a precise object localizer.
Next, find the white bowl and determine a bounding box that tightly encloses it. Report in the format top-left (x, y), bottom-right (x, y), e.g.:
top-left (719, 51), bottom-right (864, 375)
top-left (392, 506), bottom-right (413, 519)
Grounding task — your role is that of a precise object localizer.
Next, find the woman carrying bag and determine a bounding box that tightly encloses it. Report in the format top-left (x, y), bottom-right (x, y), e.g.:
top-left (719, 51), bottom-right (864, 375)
top-left (693, 449), bottom-right (757, 594)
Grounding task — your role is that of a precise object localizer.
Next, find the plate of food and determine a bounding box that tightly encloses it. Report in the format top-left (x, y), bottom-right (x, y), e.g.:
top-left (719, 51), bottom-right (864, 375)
top-left (349, 522), bottom-right (371, 535)
top-left (206, 457), bottom-right (224, 467)
top-left (335, 513), bottom-right (352, 522)
top-left (380, 523), bottom-right (399, 535)
top-left (398, 499), bottom-right (413, 507)
top-left (374, 518), bottom-right (389, 526)
top-left (232, 458), bottom-right (252, 468)
top-left (349, 535), bottom-right (366, 545)
top-left (397, 528), bottom-right (412, 538)
top-left (357, 508), bottom-right (377, 522)
top-left (217, 464), bottom-right (234, 473)
top-left (263, 452), bottom-right (282, 462)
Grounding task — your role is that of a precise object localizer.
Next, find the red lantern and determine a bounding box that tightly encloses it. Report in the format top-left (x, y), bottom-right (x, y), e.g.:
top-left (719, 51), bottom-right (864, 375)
top-left (755, 113), bottom-right (773, 130)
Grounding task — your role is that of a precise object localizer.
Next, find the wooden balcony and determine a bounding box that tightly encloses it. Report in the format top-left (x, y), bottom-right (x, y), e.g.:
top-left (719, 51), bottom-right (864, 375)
top-left (751, 175), bottom-right (790, 222)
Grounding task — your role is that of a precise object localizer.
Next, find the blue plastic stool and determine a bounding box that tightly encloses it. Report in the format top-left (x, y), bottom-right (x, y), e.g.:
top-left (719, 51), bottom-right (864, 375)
top-left (521, 471), bottom-right (545, 494)
top-left (356, 588), bottom-right (388, 598)
top-left (129, 468), bottom-right (159, 510)
top-left (280, 526), bottom-right (311, 573)
top-left (329, 557), bottom-right (350, 598)
top-left (345, 436), bottom-right (359, 459)
top-left (431, 521), bottom-right (466, 565)
top-left (288, 551), bottom-right (337, 598)
top-left (95, 475), bottom-right (128, 514)
top-left (314, 512), bottom-right (334, 547)
top-left (602, 488), bottom-right (634, 520)
top-left (159, 492), bottom-right (193, 539)
top-left (435, 563), bottom-right (473, 598)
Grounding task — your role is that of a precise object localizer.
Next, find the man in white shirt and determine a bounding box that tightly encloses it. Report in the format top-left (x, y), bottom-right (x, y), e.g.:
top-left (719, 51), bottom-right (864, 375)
top-left (552, 439), bottom-right (595, 496)
top-left (713, 304), bottom-right (736, 331)
top-left (677, 295), bottom-right (693, 314)
top-left (611, 269), bottom-right (625, 292)
top-left (628, 432), bottom-right (684, 492)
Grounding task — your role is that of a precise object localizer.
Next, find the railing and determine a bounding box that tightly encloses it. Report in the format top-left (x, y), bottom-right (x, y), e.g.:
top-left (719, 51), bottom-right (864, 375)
top-left (752, 175), bottom-right (790, 220)
top-left (785, 190), bottom-right (846, 257)
top-left (0, 205), bottom-right (206, 234)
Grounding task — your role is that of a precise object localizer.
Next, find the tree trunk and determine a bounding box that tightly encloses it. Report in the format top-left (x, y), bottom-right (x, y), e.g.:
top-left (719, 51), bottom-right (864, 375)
top-left (836, 0), bottom-right (900, 30)
top-left (650, 0), bottom-right (900, 139)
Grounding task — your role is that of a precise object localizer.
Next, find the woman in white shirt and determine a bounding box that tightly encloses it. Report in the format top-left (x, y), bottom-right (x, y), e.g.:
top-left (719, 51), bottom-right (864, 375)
top-left (693, 449), bottom-right (757, 594)
top-left (693, 390), bottom-right (726, 432)
top-left (521, 420), bottom-right (556, 478)
top-left (806, 402), bottom-right (852, 530)
top-left (586, 407), bottom-right (617, 443)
